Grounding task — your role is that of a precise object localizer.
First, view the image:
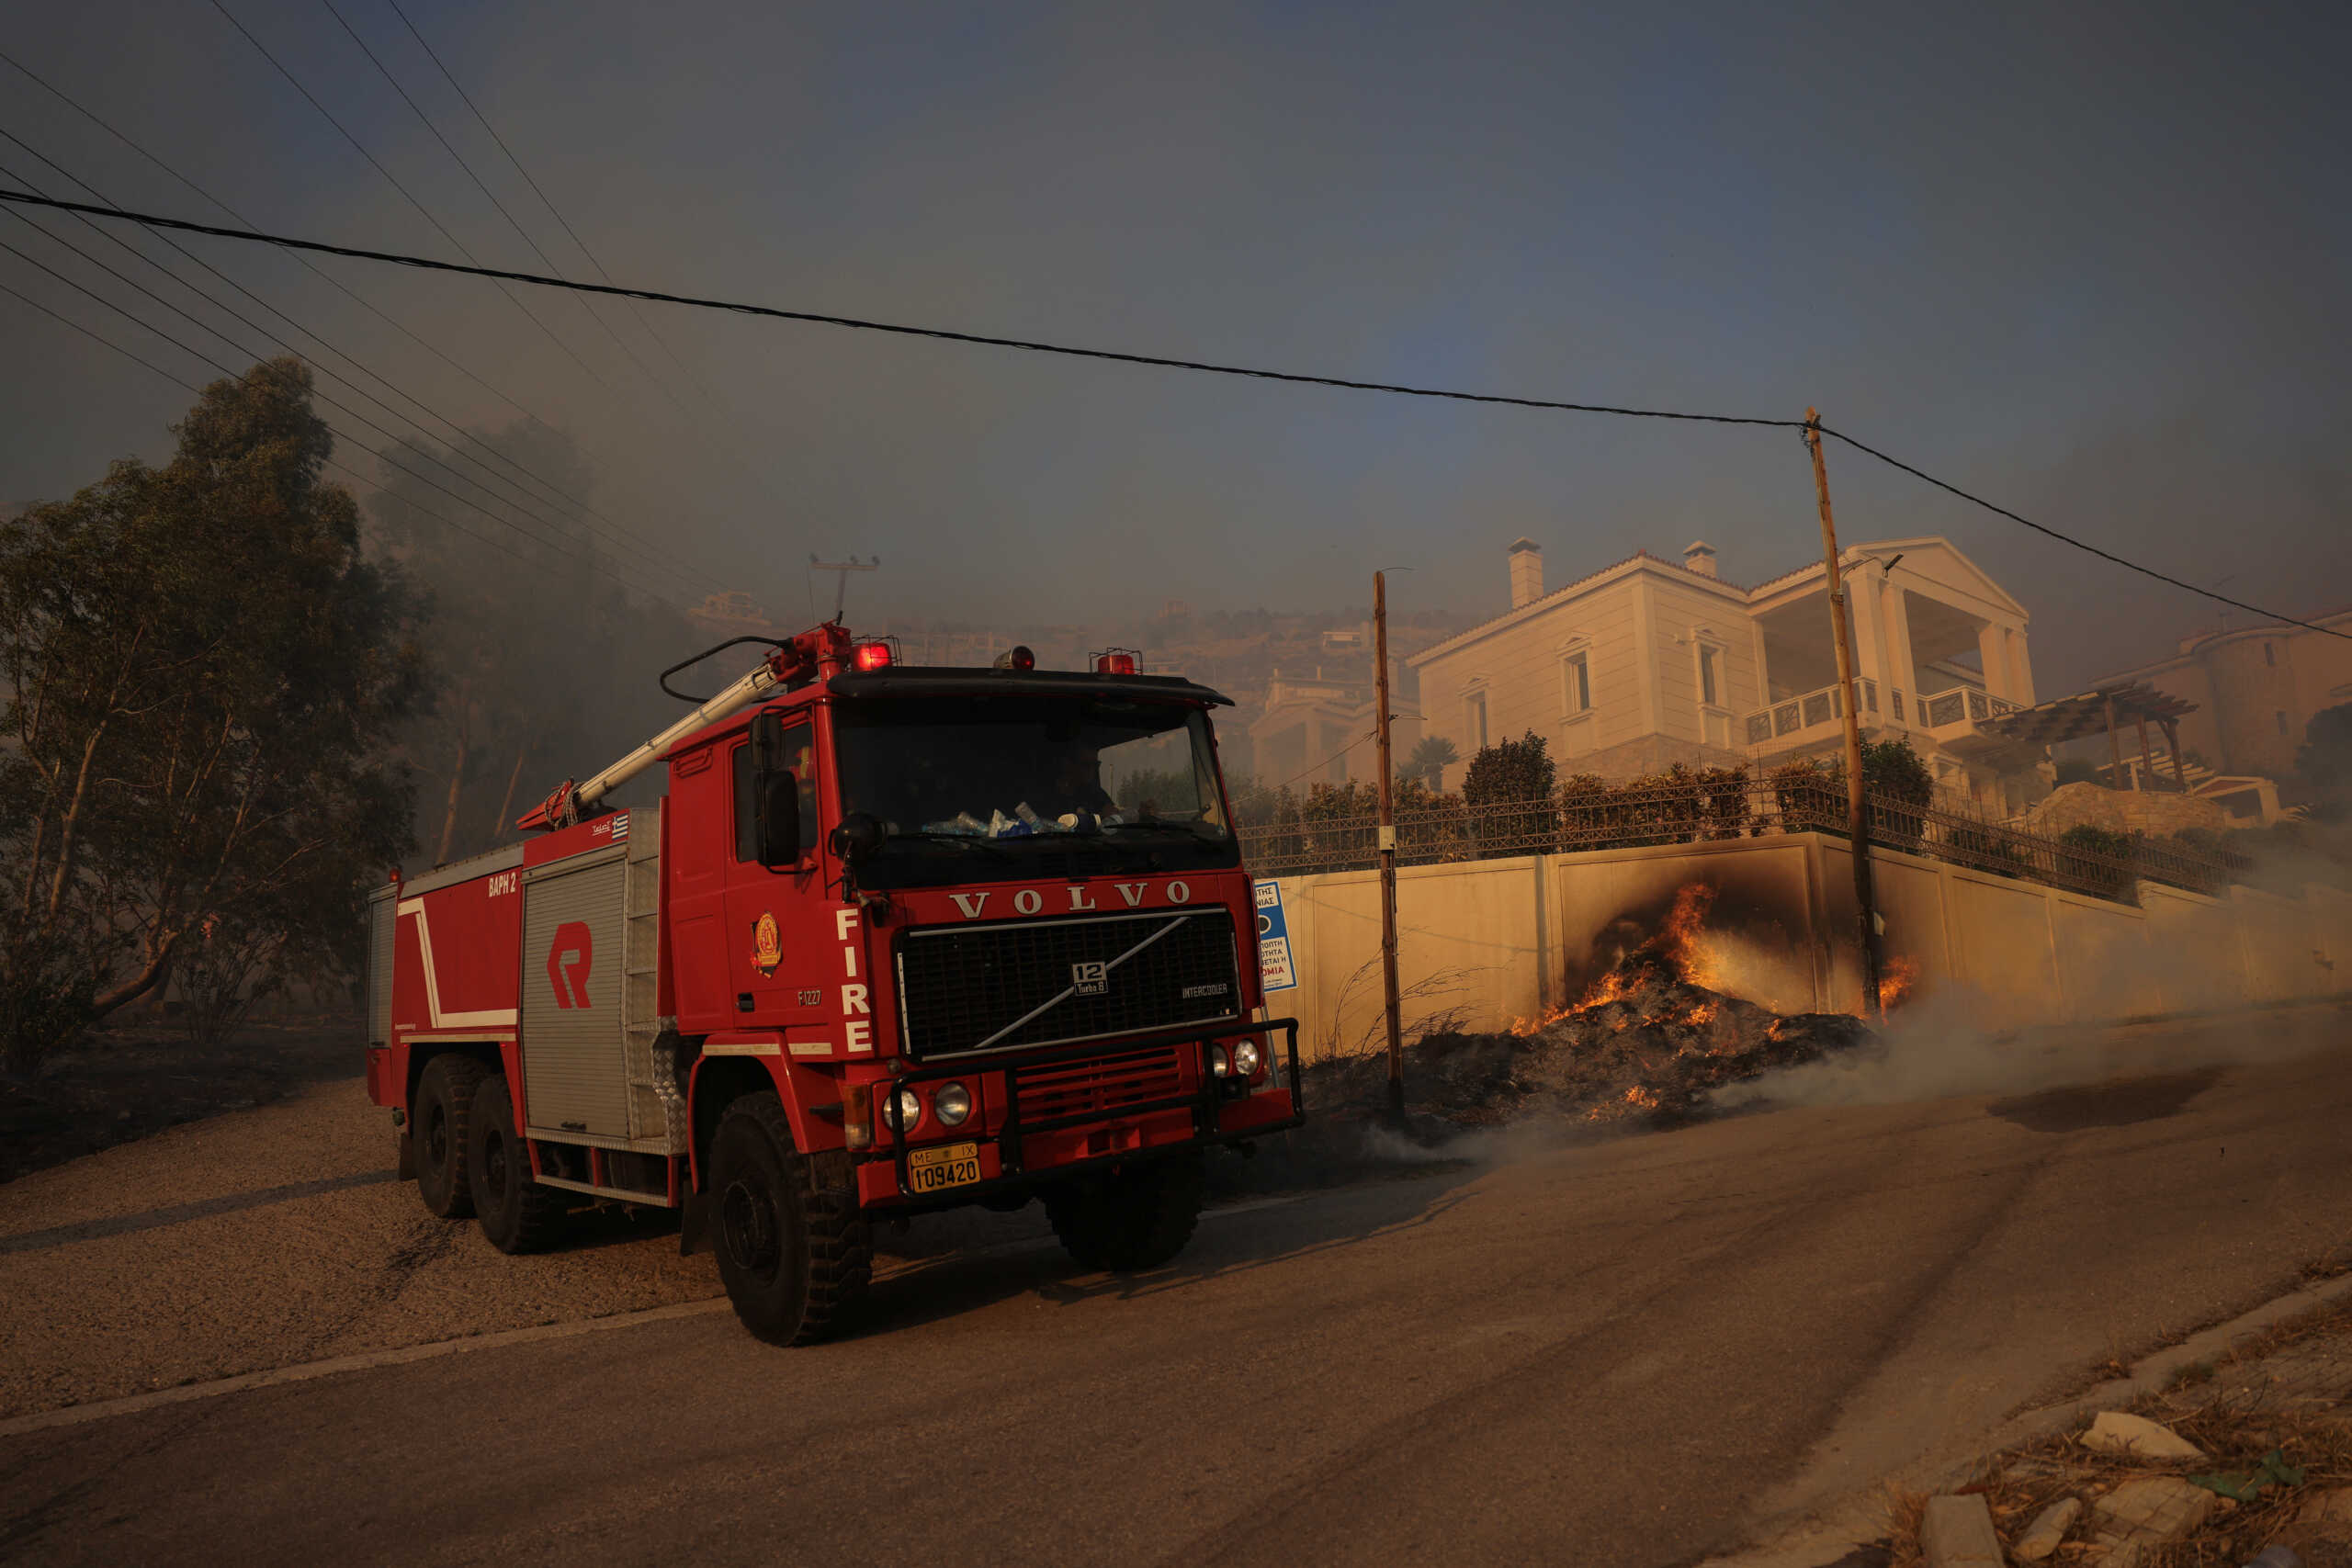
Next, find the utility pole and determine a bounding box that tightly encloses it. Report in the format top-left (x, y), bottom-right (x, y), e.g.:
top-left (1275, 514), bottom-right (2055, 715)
top-left (1804, 410), bottom-right (1885, 1019)
top-left (808, 554), bottom-right (880, 622)
top-left (1374, 570), bottom-right (1406, 1123)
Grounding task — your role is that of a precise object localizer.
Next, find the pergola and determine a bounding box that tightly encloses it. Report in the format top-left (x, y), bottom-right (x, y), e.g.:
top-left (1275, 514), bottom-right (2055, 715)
top-left (1977, 682), bottom-right (2200, 792)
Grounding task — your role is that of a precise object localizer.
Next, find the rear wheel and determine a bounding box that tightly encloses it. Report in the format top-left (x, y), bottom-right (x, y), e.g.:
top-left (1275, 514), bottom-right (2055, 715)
top-left (468, 1073), bottom-right (567, 1254)
top-left (1046, 1152), bottom-right (1204, 1272)
top-left (708, 1092), bottom-right (870, 1345)
top-left (413, 1054), bottom-right (488, 1218)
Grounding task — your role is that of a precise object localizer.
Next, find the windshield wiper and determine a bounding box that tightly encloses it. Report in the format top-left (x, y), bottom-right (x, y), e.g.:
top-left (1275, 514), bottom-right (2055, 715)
top-left (883, 829), bottom-right (1018, 854)
top-left (1099, 819), bottom-right (1227, 841)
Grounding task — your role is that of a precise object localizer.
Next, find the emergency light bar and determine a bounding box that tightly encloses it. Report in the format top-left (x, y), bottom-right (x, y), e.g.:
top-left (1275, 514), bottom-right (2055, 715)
top-left (853, 640), bottom-right (894, 671)
top-left (1093, 649), bottom-right (1139, 675)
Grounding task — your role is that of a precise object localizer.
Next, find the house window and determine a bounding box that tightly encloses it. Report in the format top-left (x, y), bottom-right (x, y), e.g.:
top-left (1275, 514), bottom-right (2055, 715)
top-left (1562, 651), bottom-right (1591, 716)
top-left (1466, 690), bottom-right (1489, 750)
top-left (1697, 643), bottom-right (1722, 707)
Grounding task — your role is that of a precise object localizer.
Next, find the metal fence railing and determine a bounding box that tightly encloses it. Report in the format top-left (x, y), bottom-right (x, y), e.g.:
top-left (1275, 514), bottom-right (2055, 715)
top-left (1235, 776), bottom-right (2245, 904)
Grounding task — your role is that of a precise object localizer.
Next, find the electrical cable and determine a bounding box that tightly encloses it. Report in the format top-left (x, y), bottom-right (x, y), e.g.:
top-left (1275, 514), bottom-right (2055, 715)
top-left (206, 0), bottom-right (615, 392)
top-left (2, 185), bottom-right (2341, 643)
top-left (0, 45), bottom-right (738, 592)
top-left (0, 272), bottom-right (536, 570)
top-left (378, 0), bottom-right (764, 411)
top-left (311, 0), bottom-right (783, 502)
top-left (0, 137), bottom-right (720, 603)
top-left (0, 224), bottom-right (662, 599)
top-left (0, 202), bottom-right (675, 597)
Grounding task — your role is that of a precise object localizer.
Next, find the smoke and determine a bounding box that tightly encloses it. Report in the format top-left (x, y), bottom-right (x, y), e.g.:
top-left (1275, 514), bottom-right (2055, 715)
top-left (1711, 990), bottom-right (2350, 1115)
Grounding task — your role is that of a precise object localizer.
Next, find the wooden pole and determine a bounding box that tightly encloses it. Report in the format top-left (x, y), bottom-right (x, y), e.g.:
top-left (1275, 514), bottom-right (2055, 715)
top-left (1804, 411), bottom-right (1885, 1020)
top-left (2104, 693), bottom-right (2125, 788)
top-left (2163, 718), bottom-right (2191, 793)
top-left (1374, 571), bottom-right (1406, 1123)
top-left (2134, 711), bottom-right (2155, 794)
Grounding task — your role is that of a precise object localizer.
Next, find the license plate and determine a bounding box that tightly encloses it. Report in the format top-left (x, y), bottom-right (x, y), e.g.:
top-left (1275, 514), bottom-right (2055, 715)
top-left (906, 1141), bottom-right (982, 1193)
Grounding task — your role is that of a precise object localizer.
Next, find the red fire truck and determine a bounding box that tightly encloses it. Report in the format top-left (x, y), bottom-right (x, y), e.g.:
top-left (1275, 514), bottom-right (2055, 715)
top-left (364, 623), bottom-right (1300, 1344)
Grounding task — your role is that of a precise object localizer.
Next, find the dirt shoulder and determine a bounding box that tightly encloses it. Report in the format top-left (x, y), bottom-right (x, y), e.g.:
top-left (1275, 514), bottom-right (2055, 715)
top-left (0, 1017), bottom-right (364, 1184)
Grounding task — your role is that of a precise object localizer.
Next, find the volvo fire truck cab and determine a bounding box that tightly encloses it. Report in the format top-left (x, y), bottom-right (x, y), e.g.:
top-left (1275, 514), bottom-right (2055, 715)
top-left (365, 625), bottom-right (1302, 1344)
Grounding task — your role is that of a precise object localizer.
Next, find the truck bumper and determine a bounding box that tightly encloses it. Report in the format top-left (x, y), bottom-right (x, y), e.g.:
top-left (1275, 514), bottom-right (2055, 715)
top-left (857, 1020), bottom-right (1306, 1213)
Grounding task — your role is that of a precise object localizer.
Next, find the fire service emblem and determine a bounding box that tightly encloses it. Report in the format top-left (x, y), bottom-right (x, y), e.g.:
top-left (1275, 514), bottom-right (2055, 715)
top-left (752, 912), bottom-right (783, 975)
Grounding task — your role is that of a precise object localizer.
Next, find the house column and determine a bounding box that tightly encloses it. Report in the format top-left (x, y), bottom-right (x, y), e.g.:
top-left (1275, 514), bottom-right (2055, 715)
top-left (1977, 621), bottom-right (2009, 702)
top-left (1882, 581), bottom-right (1920, 721)
top-left (2005, 625), bottom-right (2035, 707)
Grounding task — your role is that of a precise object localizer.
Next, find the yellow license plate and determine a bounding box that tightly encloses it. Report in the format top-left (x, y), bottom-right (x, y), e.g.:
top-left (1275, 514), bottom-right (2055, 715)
top-left (906, 1141), bottom-right (982, 1193)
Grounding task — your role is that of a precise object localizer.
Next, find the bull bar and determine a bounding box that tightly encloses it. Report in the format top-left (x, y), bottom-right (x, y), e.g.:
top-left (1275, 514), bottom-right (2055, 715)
top-left (872, 1018), bottom-right (1303, 1208)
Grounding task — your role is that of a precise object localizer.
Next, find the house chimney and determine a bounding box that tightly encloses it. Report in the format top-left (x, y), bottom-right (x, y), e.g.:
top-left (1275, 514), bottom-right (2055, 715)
top-left (1683, 539), bottom-right (1718, 578)
top-left (1509, 537), bottom-right (1544, 608)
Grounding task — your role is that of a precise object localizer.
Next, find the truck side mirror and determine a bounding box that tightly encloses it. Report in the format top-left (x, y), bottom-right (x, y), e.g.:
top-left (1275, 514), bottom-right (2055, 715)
top-left (758, 772), bottom-right (802, 866)
top-left (831, 811), bottom-right (885, 863)
top-left (749, 709), bottom-right (785, 773)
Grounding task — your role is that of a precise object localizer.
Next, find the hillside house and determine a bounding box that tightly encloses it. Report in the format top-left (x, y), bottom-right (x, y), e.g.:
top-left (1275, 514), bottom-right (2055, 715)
top-left (1408, 536), bottom-right (2049, 813)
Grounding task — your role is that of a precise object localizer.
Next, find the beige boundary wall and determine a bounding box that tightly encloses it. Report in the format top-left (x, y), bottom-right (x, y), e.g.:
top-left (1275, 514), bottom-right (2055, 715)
top-left (1266, 834), bottom-right (2352, 1064)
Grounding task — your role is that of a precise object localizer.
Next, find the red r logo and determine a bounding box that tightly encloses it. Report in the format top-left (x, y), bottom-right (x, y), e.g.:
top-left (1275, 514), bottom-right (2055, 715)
top-left (548, 921), bottom-right (593, 1009)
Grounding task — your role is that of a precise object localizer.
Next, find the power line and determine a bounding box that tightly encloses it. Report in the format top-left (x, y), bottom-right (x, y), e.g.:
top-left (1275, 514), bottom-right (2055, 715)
top-left (0, 44), bottom-right (738, 592)
top-left (205, 0), bottom-right (615, 392)
top-left (379, 0), bottom-right (722, 402)
top-left (312, 0), bottom-right (782, 501)
top-left (2, 186), bottom-right (2343, 644)
top-left (0, 269), bottom-right (535, 571)
top-left (0, 136), bottom-right (719, 604)
top-left (0, 219), bottom-right (667, 601)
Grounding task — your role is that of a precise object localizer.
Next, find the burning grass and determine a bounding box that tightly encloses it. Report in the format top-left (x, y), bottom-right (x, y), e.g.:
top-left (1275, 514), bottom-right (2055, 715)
top-left (1306, 882), bottom-right (1882, 1129)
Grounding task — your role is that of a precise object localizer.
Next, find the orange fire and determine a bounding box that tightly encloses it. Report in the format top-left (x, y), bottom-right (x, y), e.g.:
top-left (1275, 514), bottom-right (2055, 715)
top-left (1657, 883), bottom-right (1722, 991)
top-left (1686, 1000), bottom-right (1719, 1027)
top-left (1506, 881), bottom-right (1732, 1035)
top-left (1875, 955), bottom-right (1919, 1012)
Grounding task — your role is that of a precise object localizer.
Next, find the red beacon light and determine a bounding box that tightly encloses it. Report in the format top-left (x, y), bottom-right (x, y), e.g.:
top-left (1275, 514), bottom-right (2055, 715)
top-left (993, 645), bottom-right (1036, 672)
top-left (852, 641), bottom-right (894, 671)
top-left (1093, 649), bottom-right (1138, 675)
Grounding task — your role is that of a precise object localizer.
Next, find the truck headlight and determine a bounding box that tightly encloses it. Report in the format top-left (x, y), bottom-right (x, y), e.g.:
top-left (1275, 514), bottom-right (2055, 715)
top-left (879, 1086), bottom-right (923, 1133)
top-left (1232, 1039), bottom-right (1262, 1077)
top-left (1209, 1043), bottom-right (1231, 1077)
top-left (933, 1081), bottom-right (972, 1126)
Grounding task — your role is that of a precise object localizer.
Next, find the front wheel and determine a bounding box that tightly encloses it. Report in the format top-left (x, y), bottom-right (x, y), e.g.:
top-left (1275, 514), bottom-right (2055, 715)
top-left (1045, 1152), bottom-right (1204, 1272)
top-left (708, 1092), bottom-right (870, 1345)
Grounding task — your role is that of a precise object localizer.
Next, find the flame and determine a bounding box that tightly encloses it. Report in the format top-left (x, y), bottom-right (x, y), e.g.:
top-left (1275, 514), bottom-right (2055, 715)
top-left (1506, 881), bottom-right (1730, 1035)
top-left (1622, 1085), bottom-right (1657, 1109)
top-left (1876, 954), bottom-right (1919, 1012)
top-left (1686, 1000), bottom-right (1719, 1027)
top-left (1657, 883), bottom-right (1721, 989)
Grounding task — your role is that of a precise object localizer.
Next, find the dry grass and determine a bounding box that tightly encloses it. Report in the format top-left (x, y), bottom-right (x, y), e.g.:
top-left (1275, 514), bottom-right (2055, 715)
top-left (1885, 1387), bottom-right (2352, 1566)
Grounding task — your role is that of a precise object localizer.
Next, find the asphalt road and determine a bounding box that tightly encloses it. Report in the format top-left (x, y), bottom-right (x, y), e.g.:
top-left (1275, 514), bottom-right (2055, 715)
top-left (6, 1004), bottom-right (2350, 1567)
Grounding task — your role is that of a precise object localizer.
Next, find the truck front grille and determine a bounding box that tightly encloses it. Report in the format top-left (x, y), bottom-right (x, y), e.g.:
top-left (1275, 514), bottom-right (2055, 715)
top-left (1015, 1043), bottom-right (1186, 1123)
top-left (895, 908), bottom-right (1241, 1059)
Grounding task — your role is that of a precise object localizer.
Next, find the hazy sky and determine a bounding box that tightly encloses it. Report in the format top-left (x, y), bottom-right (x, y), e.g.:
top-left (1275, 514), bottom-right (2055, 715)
top-left (3, 1), bottom-right (2346, 691)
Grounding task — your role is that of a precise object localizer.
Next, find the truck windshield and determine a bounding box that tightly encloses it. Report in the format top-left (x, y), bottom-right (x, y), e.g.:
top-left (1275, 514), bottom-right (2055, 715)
top-left (832, 697), bottom-right (1237, 887)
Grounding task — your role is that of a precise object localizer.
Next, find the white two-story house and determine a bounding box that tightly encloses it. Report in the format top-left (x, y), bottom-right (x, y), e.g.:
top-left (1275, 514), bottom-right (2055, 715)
top-left (1408, 536), bottom-right (2048, 813)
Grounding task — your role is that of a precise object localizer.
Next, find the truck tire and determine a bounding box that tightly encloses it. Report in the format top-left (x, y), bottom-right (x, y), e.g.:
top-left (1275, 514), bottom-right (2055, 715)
top-left (468, 1073), bottom-right (567, 1255)
top-left (708, 1091), bottom-right (870, 1346)
top-left (1045, 1151), bottom-right (1204, 1273)
top-left (413, 1053), bottom-right (489, 1219)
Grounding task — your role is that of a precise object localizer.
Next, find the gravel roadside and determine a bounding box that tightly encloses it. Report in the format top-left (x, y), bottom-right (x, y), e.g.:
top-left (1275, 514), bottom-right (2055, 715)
top-left (0, 1078), bottom-right (719, 1418)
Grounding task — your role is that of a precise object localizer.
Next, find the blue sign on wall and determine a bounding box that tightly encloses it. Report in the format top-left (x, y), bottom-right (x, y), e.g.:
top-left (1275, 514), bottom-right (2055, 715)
top-left (1254, 879), bottom-right (1297, 991)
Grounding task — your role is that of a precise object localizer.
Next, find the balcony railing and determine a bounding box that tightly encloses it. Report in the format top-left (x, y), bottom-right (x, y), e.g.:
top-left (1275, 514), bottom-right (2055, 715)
top-left (1741, 681), bottom-right (2020, 750)
top-left (1920, 687), bottom-right (2018, 728)
top-left (1744, 679), bottom-right (1880, 748)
